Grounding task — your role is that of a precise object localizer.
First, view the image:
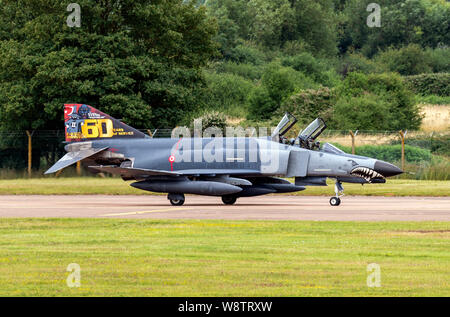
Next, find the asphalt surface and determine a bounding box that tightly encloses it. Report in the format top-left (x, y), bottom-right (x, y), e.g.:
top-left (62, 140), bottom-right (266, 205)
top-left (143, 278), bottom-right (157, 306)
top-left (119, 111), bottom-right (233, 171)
top-left (0, 195), bottom-right (449, 221)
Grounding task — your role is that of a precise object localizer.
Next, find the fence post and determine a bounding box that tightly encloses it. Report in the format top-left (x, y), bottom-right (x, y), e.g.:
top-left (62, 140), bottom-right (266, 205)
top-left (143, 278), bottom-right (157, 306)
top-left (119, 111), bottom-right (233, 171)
top-left (25, 130), bottom-right (33, 177)
top-left (76, 161), bottom-right (81, 176)
top-left (398, 130), bottom-right (407, 171)
top-left (349, 130), bottom-right (358, 155)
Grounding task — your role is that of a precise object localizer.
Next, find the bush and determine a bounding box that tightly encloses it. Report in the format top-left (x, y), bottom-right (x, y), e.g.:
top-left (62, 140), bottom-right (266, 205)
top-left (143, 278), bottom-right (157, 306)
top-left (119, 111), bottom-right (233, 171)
top-left (414, 94), bottom-right (450, 105)
top-left (279, 87), bottom-right (336, 125)
top-left (335, 72), bottom-right (421, 130)
top-left (261, 64), bottom-right (296, 102)
top-left (391, 134), bottom-right (450, 157)
top-left (192, 111), bottom-right (227, 133)
top-left (247, 86), bottom-right (278, 120)
top-left (282, 40), bottom-right (312, 57)
top-left (215, 62), bottom-right (263, 81)
top-left (281, 52), bottom-right (338, 86)
top-left (374, 44), bottom-right (432, 76)
top-left (426, 48), bottom-right (450, 73)
top-left (204, 71), bottom-right (254, 117)
top-left (227, 45), bottom-right (266, 65)
top-left (333, 144), bottom-right (432, 163)
top-left (330, 94), bottom-right (394, 131)
top-left (247, 63), bottom-right (317, 120)
top-left (339, 53), bottom-right (385, 76)
top-left (404, 73), bottom-right (450, 96)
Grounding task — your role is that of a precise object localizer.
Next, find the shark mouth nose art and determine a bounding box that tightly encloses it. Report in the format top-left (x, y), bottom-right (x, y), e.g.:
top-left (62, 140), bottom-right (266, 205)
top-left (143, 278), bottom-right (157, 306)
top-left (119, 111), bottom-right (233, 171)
top-left (350, 167), bottom-right (384, 182)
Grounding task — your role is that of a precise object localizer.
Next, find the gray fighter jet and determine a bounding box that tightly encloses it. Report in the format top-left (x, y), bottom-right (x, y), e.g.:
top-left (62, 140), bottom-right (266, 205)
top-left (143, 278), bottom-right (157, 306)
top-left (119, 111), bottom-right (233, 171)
top-left (46, 104), bottom-right (403, 206)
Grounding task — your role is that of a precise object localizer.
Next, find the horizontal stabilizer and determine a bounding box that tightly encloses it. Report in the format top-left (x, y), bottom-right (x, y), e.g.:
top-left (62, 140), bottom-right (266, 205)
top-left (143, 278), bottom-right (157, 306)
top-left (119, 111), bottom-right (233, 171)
top-left (45, 147), bottom-right (108, 174)
top-left (88, 165), bottom-right (181, 179)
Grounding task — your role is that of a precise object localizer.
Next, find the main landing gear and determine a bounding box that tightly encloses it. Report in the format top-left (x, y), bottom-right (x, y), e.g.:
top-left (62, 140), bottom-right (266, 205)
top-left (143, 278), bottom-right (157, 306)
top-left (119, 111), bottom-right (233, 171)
top-left (221, 195), bottom-right (237, 205)
top-left (167, 194), bottom-right (238, 206)
top-left (168, 193), bottom-right (185, 206)
top-left (329, 181), bottom-right (344, 206)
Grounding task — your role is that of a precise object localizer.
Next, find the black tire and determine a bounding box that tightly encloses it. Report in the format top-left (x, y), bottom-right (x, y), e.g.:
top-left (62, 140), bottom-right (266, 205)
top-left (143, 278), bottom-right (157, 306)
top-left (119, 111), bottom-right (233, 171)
top-left (170, 198), bottom-right (185, 206)
top-left (329, 197), bottom-right (341, 206)
top-left (222, 196), bottom-right (237, 205)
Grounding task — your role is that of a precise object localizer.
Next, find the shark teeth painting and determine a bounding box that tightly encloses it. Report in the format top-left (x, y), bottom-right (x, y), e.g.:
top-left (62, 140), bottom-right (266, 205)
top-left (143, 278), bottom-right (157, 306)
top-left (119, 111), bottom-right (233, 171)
top-left (350, 166), bottom-right (384, 182)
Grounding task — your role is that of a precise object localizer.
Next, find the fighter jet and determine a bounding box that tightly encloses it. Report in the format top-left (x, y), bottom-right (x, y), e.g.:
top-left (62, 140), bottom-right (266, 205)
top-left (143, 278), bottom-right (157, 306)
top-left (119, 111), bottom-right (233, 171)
top-left (45, 104), bottom-right (403, 206)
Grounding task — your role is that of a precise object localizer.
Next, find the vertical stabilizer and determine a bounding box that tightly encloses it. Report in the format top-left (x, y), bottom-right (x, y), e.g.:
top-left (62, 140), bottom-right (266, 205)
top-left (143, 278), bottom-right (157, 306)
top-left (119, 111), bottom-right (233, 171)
top-left (64, 104), bottom-right (147, 142)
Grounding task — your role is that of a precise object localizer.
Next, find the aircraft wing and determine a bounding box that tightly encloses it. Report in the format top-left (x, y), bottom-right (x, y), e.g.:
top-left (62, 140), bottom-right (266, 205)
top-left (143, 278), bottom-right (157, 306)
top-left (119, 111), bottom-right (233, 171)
top-left (88, 165), bottom-right (182, 179)
top-left (45, 147), bottom-right (109, 174)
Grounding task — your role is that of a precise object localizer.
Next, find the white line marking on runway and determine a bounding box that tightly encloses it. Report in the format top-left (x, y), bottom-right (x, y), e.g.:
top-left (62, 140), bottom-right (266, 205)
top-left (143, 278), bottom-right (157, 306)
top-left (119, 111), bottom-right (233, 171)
top-left (101, 207), bottom-right (192, 217)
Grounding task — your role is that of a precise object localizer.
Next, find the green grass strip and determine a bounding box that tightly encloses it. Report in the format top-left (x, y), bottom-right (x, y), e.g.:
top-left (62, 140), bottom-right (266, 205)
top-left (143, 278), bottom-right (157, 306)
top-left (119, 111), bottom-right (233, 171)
top-left (0, 218), bottom-right (448, 296)
top-left (0, 178), bottom-right (449, 196)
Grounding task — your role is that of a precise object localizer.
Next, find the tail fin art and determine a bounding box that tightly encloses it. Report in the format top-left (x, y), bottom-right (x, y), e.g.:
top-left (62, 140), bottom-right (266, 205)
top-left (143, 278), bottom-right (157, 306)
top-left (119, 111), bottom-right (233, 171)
top-left (64, 104), bottom-right (147, 142)
top-left (45, 104), bottom-right (147, 174)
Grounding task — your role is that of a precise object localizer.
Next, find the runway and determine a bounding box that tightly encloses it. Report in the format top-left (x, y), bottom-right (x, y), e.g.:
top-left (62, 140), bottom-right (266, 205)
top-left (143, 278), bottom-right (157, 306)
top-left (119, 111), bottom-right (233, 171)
top-left (0, 195), bottom-right (448, 221)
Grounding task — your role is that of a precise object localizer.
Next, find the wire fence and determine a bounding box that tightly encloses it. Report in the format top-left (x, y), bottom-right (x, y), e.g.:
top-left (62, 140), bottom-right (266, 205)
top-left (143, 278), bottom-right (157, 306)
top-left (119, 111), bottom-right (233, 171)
top-left (0, 129), bottom-right (448, 179)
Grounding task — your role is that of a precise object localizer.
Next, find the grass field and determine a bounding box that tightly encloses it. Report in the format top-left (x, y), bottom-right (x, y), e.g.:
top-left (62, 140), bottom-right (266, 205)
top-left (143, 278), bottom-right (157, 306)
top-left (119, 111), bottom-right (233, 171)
top-left (0, 178), bottom-right (448, 196)
top-left (0, 218), bottom-right (448, 296)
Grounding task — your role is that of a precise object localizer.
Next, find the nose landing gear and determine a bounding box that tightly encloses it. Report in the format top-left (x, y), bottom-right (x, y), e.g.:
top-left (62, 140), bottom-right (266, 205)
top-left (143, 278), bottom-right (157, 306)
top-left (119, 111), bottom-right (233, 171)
top-left (329, 181), bottom-right (344, 206)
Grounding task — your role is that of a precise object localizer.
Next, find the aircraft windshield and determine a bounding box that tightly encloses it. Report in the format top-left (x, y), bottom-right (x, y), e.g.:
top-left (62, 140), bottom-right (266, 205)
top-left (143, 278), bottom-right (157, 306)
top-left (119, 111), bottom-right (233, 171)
top-left (299, 118), bottom-right (326, 141)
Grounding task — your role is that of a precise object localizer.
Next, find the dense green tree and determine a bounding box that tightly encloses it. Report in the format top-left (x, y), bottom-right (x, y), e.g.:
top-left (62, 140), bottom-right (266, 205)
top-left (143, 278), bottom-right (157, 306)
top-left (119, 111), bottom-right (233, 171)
top-left (0, 0), bottom-right (218, 130)
top-left (339, 53), bottom-right (386, 76)
top-left (426, 47), bottom-right (450, 73)
top-left (331, 94), bottom-right (396, 131)
top-left (342, 0), bottom-right (450, 56)
top-left (281, 52), bottom-right (339, 86)
top-left (207, 0), bottom-right (253, 58)
top-left (207, 0), bottom-right (338, 56)
top-left (281, 72), bottom-right (423, 131)
top-left (203, 71), bottom-right (254, 117)
top-left (279, 87), bottom-right (336, 125)
top-left (333, 72), bottom-right (422, 130)
top-left (247, 63), bottom-right (317, 120)
top-left (375, 44), bottom-right (432, 75)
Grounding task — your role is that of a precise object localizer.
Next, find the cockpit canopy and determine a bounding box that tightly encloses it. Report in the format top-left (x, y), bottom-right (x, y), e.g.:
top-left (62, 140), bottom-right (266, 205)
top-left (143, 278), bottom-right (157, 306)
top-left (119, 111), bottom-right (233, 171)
top-left (298, 118), bottom-right (326, 150)
top-left (271, 112), bottom-right (297, 141)
top-left (298, 118), bottom-right (326, 141)
top-left (273, 113), bottom-right (327, 150)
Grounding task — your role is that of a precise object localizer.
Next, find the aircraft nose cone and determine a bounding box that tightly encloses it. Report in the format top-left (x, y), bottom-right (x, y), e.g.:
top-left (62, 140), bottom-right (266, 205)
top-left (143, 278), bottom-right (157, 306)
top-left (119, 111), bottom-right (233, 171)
top-left (374, 160), bottom-right (403, 177)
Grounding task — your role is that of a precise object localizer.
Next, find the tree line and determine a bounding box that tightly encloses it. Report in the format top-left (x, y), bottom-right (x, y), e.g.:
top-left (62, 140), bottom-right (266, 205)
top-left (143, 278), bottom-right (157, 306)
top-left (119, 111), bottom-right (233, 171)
top-left (0, 0), bottom-right (448, 132)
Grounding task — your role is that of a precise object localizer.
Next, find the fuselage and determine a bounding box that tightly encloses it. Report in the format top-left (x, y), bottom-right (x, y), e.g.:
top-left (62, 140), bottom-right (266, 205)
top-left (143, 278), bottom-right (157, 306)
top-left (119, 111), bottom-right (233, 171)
top-left (85, 136), bottom-right (397, 181)
top-left (48, 104), bottom-right (403, 205)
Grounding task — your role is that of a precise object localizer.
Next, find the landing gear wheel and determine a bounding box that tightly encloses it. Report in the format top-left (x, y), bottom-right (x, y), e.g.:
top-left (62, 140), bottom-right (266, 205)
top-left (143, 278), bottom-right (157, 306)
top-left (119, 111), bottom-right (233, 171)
top-left (329, 197), bottom-right (341, 206)
top-left (329, 180), bottom-right (344, 206)
top-left (222, 196), bottom-right (237, 205)
top-left (168, 193), bottom-right (185, 206)
top-left (170, 199), bottom-right (184, 206)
